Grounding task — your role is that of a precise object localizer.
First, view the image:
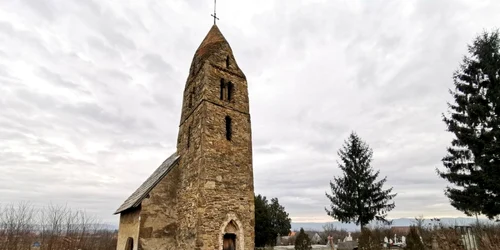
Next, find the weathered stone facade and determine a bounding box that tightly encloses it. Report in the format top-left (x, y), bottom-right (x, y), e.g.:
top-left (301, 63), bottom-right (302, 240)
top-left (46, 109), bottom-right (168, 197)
top-left (115, 25), bottom-right (255, 250)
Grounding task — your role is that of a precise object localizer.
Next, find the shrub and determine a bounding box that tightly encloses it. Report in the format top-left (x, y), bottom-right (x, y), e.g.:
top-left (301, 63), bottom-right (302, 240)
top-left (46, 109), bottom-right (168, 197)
top-left (358, 227), bottom-right (381, 250)
top-left (294, 228), bottom-right (312, 250)
top-left (405, 226), bottom-right (425, 250)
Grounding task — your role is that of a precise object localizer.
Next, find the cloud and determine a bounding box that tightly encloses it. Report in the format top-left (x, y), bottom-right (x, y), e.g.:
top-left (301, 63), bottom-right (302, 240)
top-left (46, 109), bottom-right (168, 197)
top-left (0, 0), bottom-right (499, 225)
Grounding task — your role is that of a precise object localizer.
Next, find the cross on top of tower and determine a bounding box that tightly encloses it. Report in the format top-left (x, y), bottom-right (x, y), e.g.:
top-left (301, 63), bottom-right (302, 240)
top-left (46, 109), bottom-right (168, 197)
top-left (211, 0), bottom-right (219, 25)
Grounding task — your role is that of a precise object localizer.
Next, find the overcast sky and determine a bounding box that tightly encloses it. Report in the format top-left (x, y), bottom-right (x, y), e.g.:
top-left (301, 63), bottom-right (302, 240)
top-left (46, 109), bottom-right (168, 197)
top-left (0, 0), bottom-right (499, 225)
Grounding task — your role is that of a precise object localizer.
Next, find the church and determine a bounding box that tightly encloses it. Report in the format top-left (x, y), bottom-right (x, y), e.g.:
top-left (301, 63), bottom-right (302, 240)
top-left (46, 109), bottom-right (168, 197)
top-left (114, 24), bottom-right (255, 250)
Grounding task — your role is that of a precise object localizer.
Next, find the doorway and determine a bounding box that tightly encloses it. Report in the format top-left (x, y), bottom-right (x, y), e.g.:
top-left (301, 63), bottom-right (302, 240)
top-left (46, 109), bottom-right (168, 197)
top-left (223, 233), bottom-right (236, 250)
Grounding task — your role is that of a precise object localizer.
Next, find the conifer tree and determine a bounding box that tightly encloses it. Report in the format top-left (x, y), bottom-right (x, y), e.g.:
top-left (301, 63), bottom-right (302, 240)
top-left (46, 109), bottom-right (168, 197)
top-left (255, 195), bottom-right (272, 247)
top-left (294, 228), bottom-right (312, 250)
top-left (254, 194), bottom-right (291, 247)
top-left (269, 197), bottom-right (292, 241)
top-left (325, 132), bottom-right (396, 231)
top-left (438, 30), bottom-right (500, 220)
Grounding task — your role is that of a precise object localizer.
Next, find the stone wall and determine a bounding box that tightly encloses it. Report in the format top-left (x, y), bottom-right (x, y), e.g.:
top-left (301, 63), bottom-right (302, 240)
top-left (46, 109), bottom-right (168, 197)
top-left (193, 99), bottom-right (255, 250)
top-left (138, 161), bottom-right (181, 250)
top-left (116, 207), bottom-right (141, 250)
top-left (176, 95), bottom-right (207, 250)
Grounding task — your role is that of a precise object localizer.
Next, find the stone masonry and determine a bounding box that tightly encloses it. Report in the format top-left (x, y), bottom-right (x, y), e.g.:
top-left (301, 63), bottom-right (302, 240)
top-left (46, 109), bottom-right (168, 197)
top-left (115, 25), bottom-right (255, 250)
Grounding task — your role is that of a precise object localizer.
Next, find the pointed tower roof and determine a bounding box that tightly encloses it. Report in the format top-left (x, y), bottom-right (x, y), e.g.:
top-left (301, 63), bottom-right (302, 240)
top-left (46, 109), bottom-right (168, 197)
top-left (187, 24), bottom-right (245, 82)
top-left (195, 24), bottom-right (229, 58)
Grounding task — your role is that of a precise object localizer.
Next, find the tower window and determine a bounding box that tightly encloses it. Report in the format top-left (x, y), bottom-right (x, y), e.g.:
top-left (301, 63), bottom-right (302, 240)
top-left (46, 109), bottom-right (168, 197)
top-left (220, 78), bottom-right (225, 100)
top-left (227, 82), bottom-right (234, 101)
top-left (225, 116), bottom-right (232, 141)
top-left (226, 56), bottom-right (230, 68)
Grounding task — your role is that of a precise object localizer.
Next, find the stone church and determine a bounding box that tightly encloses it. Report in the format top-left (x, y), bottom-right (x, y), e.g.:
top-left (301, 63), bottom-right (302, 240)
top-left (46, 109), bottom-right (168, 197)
top-left (114, 24), bottom-right (255, 250)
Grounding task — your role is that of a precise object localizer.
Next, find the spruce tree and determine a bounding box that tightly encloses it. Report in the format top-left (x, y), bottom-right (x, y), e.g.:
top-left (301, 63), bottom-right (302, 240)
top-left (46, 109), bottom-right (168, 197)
top-left (254, 194), bottom-right (291, 247)
top-left (255, 195), bottom-right (272, 247)
top-left (325, 132), bottom-right (396, 231)
top-left (294, 228), bottom-right (312, 250)
top-left (438, 30), bottom-right (500, 220)
top-left (269, 197), bottom-right (292, 242)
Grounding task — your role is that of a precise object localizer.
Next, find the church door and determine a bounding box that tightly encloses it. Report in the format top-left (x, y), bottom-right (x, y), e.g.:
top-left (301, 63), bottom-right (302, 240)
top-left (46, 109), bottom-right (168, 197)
top-left (223, 233), bottom-right (236, 250)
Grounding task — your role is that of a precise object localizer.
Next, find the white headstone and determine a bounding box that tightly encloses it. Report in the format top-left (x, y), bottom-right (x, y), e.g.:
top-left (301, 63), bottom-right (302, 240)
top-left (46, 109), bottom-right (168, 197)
top-left (346, 232), bottom-right (353, 241)
top-left (394, 234), bottom-right (397, 243)
top-left (389, 239), bottom-right (393, 244)
top-left (384, 237), bottom-right (388, 243)
top-left (312, 233), bottom-right (321, 244)
top-left (402, 236), bottom-right (406, 244)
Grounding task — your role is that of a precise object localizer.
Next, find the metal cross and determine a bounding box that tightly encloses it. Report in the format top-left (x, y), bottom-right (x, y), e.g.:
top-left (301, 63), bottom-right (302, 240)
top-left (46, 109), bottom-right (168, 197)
top-left (211, 0), bottom-right (219, 25)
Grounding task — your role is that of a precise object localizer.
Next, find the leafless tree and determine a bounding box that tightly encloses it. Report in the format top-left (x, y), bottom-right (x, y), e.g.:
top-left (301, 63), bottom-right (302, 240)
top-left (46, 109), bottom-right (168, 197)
top-left (0, 202), bottom-right (116, 250)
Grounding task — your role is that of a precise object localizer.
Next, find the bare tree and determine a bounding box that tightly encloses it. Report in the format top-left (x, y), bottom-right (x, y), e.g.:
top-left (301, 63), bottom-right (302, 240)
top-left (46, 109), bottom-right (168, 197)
top-left (0, 202), bottom-right (36, 250)
top-left (0, 202), bottom-right (116, 250)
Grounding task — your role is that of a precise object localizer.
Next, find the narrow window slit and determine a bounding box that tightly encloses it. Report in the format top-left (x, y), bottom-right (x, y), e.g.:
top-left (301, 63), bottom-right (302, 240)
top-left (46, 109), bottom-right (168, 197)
top-left (225, 116), bottom-right (232, 141)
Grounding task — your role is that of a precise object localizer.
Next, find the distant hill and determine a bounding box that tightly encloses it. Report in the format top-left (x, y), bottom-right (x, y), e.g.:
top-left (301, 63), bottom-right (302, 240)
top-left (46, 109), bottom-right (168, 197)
top-left (291, 217), bottom-right (496, 232)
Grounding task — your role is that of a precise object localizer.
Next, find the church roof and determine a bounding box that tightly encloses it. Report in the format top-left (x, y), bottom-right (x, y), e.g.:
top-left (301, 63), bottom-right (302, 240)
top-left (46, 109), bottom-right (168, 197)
top-left (114, 152), bottom-right (180, 214)
top-left (188, 24), bottom-right (232, 73)
top-left (195, 24), bottom-right (229, 58)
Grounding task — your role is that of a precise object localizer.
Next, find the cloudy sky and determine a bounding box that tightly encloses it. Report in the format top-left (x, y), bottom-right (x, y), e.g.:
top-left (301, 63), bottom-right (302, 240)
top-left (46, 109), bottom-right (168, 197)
top-left (0, 0), bottom-right (499, 225)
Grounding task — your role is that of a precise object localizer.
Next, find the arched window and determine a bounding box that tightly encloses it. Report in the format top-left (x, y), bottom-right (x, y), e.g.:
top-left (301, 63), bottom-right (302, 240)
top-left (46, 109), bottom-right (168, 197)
top-left (227, 82), bottom-right (234, 101)
top-left (220, 79), bottom-right (225, 100)
top-left (226, 56), bottom-right (230, 68)
top-left (225, 116), bottom-right (232, 141)
top-left (125, 237), bottom-right (133, 250)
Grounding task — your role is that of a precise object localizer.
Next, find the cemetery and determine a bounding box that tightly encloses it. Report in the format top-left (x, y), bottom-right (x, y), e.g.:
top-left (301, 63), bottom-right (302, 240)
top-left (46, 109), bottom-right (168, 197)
top-left (268, 223), bottom-right (499, 250)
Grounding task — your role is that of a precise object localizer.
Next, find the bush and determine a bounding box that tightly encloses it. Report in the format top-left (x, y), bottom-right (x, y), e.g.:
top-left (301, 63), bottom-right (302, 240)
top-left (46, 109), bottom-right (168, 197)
top-left (358, 227), bottom-right (381, 250)
top-left (294, 228), bottom-right (312, 250)
top-left (405, 226), bottom-right (425, 250)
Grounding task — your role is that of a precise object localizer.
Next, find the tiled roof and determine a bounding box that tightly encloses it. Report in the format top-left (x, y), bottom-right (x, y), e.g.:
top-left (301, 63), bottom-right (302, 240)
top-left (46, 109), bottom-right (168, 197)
top-left (114, 152), bottom-right (180, 214)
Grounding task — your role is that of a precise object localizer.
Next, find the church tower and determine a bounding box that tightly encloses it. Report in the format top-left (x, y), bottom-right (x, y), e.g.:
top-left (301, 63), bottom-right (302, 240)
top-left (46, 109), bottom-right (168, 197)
top-left (114, 24), bottom-right (255, 250)
top-left (175, 24), bottom-right (255, 250)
